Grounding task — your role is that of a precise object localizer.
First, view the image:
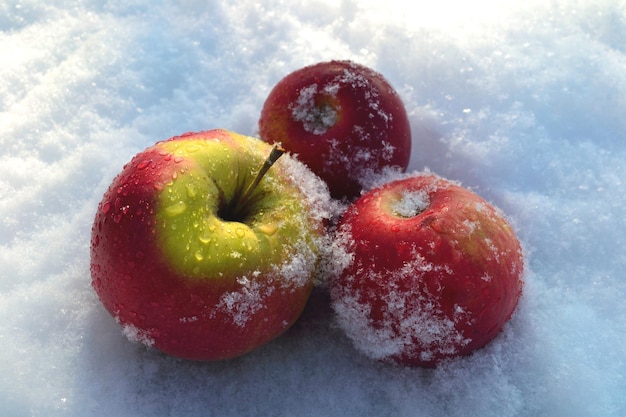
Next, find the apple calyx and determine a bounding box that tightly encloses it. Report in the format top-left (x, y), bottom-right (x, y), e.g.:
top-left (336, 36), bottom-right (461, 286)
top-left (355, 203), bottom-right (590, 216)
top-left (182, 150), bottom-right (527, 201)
top-left (226, 144), bottom-right (286, 221)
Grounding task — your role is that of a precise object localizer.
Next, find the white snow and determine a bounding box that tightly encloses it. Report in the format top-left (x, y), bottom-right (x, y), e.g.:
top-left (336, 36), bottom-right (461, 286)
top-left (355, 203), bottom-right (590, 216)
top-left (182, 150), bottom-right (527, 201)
top-left (392, 189), bottom-right (430, 217)
top-left (2, 0), bottom-right (626, 416)
top-left (290, 83), bottom-right (339, 135)
top-left (216, 276), bottom-right (269, 328)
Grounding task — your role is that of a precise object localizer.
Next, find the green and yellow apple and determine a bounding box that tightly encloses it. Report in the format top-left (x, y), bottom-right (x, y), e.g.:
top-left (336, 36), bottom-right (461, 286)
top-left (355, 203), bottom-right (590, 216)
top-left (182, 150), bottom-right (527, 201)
top-left (258, 60), bottom-right (412, 200)
top-left (90, 129), bottom-right (330, 360)
top-left (330, 174), bottom-right (524, 367)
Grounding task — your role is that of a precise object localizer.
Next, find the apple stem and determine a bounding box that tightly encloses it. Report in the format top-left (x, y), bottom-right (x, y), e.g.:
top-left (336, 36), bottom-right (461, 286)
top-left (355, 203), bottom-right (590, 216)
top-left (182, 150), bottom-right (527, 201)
top-left (236, 144), bottom-right (286, 212)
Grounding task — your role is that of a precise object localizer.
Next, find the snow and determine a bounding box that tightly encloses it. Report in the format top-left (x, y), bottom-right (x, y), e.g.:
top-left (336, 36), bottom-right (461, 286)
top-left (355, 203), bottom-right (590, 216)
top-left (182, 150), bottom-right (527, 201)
top-left (290, 83), bottom-right (339, 135)
top-left (1, 0), bottom-right (626, 416)
top-left (392, 189), bottom-right (430, 217)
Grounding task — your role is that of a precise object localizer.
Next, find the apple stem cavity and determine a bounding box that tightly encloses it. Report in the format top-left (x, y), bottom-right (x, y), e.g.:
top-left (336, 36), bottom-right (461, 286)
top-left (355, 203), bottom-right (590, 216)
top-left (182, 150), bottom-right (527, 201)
top-left (229, 144), bottom-right (286, 220)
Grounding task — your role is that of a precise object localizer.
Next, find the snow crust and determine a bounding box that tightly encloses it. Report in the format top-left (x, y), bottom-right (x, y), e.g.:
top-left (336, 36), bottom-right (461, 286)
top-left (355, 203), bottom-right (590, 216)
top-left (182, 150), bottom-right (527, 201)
top-left (2, 1), bottom-right (626, 416)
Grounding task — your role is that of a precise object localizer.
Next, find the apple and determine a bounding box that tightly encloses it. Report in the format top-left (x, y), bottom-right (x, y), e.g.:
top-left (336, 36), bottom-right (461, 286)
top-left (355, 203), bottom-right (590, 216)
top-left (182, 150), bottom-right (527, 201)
top-left (90, 129), bottom-right (331, 361)
top-left (329, 174), bottom-right (524, 367)
top-left (258, 60), bottom-right (412, 200)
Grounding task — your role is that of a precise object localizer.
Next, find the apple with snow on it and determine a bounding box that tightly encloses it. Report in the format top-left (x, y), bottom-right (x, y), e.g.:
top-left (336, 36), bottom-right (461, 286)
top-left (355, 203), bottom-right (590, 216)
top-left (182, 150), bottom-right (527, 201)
top-left (258, 60), bottom-right (411, 200)
top-left (90, 129), bottom-right (332, 361)
top-left (329, 174), bottom-right (524, 367)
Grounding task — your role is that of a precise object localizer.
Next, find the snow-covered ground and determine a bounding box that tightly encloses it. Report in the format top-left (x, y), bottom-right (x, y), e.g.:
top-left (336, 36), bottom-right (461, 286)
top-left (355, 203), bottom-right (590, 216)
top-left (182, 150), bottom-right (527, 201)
top-left (2, 0), bottom-right (625, 415)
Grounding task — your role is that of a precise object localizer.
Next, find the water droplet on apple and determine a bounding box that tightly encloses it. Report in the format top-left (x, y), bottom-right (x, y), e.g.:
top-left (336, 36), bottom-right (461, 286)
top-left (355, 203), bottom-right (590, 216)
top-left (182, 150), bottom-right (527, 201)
top-left (194, 250), bottom-right (204, 261)
top-left (235, 227), bottom-right (245, 238)
top-left (199, 234), bottom-right (211, 244)
top-left (137, 160), bottom-right (151, 170)
top-left (185, 143), bottom-right (200, 153)
top-left (102, 201), bottom-right (111, 214)
top-left (186, 183), bottom-right (198, 198)
top-left (174, 156), bottom-right (184, 163)
top-left (257, 224), bottom-right (278, 236)
top-left (208, 224), bottom-right (217, 232)
top-left (165, 201), bottom-right (187, 217)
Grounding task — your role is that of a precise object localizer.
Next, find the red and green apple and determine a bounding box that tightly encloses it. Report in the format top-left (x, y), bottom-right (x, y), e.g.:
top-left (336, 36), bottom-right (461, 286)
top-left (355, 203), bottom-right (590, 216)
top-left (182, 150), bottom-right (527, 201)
top-left (258, 60), bottom-right (412, 200)
top-left (90, 129), bottom-right (330, 361)
top-left (329, 174), bottom-right (524, 367)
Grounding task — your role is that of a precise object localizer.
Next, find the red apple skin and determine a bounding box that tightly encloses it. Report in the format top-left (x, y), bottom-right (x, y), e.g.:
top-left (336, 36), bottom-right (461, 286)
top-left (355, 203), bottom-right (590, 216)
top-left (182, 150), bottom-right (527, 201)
top-left (258, 60), bottom-right (411, 200)
top-left (90, 129), bottom-right (321, 361)
top-left (330, 174), bottom-right (524, 367)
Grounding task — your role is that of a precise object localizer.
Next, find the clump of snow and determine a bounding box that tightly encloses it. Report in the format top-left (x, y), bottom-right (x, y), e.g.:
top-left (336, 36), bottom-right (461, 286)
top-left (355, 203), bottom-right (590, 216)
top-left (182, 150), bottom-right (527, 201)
top-left (391, 189), bottom-right (430, 217)
top-left (273, 241), bottom-right (318, 289)
top-left (216, 275), bottom-right (269, 327)
top-left (277, 151), bottom-right (344, 222)
top-left (120, 323), bottom-right (155, 347)
top-left (290, 84), bottom-right (339, 135)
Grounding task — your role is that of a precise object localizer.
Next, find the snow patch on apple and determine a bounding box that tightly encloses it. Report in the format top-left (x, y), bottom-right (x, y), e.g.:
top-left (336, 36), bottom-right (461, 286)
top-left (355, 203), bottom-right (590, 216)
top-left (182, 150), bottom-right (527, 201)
top-left (216, 275), bottom-right (269, 327)
top-left (392, 190), bottom-right (430, 217)
top-left (278, 150), bottom-right (344, 222)
top-left (273, 242), bottom-right (318, 289)
top-left (317, 225), bottom-right (355, 288)
top-left (330, 231), bottom-right (472, 363)
top-left (290, 84), bottom-right (339, 135)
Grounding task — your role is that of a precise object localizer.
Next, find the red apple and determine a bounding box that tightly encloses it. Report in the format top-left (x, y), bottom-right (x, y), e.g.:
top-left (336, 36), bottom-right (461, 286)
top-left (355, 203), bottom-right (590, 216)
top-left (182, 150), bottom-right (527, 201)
top-left (329, 174), bottom-right (524, 367)
top-left (258, 60), bottom-right (412, 200)
top-left (90, 129), bottom-right (331, 361)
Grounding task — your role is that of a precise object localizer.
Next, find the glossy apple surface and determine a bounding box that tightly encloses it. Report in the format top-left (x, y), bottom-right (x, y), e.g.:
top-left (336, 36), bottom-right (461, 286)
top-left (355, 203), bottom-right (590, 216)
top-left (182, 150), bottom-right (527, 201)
top-left (91, 129), bottom-right (329, 361)
top-left (258, 60), bottom-right (411, 200)
top-left (330, 174), bottom-right (524, 367)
